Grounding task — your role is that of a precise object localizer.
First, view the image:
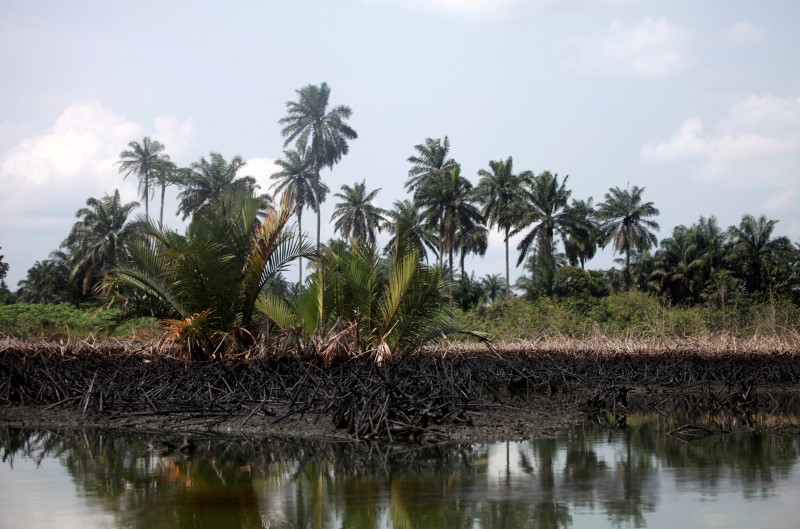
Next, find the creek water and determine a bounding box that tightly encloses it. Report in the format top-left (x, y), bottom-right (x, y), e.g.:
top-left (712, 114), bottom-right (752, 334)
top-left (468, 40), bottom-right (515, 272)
top-left (2, 398), bottom-right (800, 529)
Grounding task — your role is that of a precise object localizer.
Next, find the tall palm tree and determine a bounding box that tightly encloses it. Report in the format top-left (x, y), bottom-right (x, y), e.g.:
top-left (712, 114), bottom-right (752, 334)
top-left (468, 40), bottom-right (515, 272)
top-left (271, 144), bottom-right (329, 285)
top-left (512, 171), bottom-right (581, 294)
top-left (405, 136), bottom-right (457, 198)
top-left (176, 152), bottom-right (267, 220)
top-left (153, 159), bottom-right (178, 227)
top-left (382, 199), bottom-right (439, 262)
top-left (416, 164), bottom-right (483, 284)
top-left (597, 185), bottom-right (660, 290)
top-left (116, 137), bottom-right (170, 221)
top-left (279, 82), bottom-right (357, 251)
top-left (62, 190), bottom-right (140, 297)
top-left (331, 180), bottom-right (387, 245)
top-left (476, 156), bottom-right (524, 300)
top-left (455, 221), bottom-right (488, 279)
top-left (563, 197), bottom-right (599, 270)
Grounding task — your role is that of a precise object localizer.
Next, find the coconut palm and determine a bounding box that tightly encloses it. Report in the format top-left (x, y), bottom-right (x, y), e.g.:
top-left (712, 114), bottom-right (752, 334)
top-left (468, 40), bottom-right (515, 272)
top-left (176, 152), bottom-right (268, 220)
top-left (116, 137), bottom-right (171, 221)
top-left (477, 156), bottom-right (524, 300)
top-left (416, 164), bottom-right (484, 283)
top-left (382, 199), bottom-right (439, 262)
top-left (405, 136), bottom-right (457, 198)
top-left (512, 172), bottom-right (582, 295)
top-left (61, 190), bottom-right (140, 297)
top-left (271, 144), bottom-right (329, 285)
top-left (331, 180), bottom-right (387, 245)
top-left (279, 82), bottom-right (357, 251)
top-left (105, 189), bottom-right (312, 360)
top-left (597, 185), bottom-right (660, 290)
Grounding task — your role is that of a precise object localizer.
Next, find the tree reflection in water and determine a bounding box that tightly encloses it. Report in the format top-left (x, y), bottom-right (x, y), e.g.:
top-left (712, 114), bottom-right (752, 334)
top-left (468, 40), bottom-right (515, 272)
top-left (1, 401), bottom-right (799, 529)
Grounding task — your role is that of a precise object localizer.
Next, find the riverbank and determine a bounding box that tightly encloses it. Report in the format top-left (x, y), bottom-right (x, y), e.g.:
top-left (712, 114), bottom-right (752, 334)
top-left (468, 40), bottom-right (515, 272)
top-left (2, 337), bottom-right (799, 443)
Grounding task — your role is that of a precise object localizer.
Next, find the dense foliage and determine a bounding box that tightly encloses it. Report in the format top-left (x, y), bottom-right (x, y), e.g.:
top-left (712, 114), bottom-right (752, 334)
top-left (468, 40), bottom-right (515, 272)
top-left (6, 81), bottom-right (799, 352)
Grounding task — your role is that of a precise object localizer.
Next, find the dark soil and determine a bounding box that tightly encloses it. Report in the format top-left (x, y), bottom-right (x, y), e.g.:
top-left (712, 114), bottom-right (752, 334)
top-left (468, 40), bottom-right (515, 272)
top-left (2, 338), bottom-right (799, 443)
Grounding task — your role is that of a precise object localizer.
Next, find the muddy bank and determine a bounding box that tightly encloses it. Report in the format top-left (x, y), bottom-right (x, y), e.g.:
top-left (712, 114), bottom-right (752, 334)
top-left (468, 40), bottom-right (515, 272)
top-left (2, 338), bottom-right (799, 443)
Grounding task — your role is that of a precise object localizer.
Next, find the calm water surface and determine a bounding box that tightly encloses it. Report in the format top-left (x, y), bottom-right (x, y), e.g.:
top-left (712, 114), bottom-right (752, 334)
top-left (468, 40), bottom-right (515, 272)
top-left (2, 402), bottom-right (800, 528)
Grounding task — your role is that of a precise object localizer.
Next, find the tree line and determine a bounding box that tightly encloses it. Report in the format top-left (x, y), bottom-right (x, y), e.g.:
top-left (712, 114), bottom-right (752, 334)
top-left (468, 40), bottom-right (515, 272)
top-left (5, 82), bottom-right (799, 317)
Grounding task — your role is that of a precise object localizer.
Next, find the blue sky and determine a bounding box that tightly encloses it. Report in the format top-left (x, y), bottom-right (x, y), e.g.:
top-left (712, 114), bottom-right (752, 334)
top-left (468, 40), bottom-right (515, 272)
top-left (1, 0), bottom-right (798, 288)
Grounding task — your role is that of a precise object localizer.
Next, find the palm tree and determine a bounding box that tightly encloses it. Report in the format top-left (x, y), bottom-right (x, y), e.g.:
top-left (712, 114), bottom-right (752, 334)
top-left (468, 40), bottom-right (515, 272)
top-left (279, 82), bottom-right (357, 251)
top-left (512, 171), bottom-right (581, 294)
top-left (62, 190), bottom-right (140, 297)
top-left (256, 232), bottom-right (486, 362)
top-left (477, 156), bottom-right (524, 300)
top-left (405, 136), bottom-right (457, 198)
top-left (176, 152), bottom-right (267, 220)
top-left (271, 144), bottom-right (329, 285)
top-left (728, 214), bottom-right (785, 295)
top-left (16, 258), bottom-right (73, 303)
top-left (382, 199), bottom-right (439, 262)
top-left (563, 198), bottom-right (599, 270)
top-left (416, 164), bottom-right (484, 284)
top-left (331, 180), bottom-right (387, 245)
top-left (153, 159), bottom-right (179, 227)
top-left (650, 225), bottom-right (697, 303)
top-left (482, 273), bottom-right (506, 303)
top-left (105, 189), bottom-right (312, 360)
top-left (116, 137), bottom-right (171, 221)
top-left (597, 185), bottom-right (660, 290)
top-left (455, 221), bottom-right (488, 279)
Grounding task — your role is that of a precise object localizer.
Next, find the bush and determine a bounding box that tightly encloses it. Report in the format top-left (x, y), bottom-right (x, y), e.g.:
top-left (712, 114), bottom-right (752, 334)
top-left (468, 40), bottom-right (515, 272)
top-left (0, 302), bottom-right (159, 340)
top-left (456, 291), bottom-right (800, 341)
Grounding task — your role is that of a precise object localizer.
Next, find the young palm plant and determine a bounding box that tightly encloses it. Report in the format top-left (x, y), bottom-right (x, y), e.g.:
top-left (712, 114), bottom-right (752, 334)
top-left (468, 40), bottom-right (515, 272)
top-left (104, 189), bottom-right (312, 360)
top-left (256, 229), bottom-right (486, 364)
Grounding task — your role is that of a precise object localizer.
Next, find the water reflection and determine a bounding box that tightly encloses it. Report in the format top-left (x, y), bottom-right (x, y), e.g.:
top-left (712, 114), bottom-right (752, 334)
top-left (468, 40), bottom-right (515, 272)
top-left (2, 403), bottom-right (800, 529)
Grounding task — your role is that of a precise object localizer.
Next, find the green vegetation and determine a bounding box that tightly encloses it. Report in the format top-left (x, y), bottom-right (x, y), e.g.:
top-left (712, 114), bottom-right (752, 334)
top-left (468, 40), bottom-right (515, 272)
top-left (104, 190), bottom-right (309, 360)
top-left (457, 291), bottom-right (800, 341)
top-left (257, 234), bottom-right (485, 362)
top-left (6, 81), bottom-right (800, 355)
top-left (0, 302), bottom-right (158, 340)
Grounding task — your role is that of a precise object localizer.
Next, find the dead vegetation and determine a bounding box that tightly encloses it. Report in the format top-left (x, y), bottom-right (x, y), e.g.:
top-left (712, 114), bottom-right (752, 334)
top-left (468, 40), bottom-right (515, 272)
top-left (1, 336), bottom-right (799, 442)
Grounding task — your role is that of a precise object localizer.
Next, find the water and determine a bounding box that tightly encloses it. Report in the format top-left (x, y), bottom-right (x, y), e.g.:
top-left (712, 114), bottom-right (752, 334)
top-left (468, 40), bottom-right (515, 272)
top-left (2, 402), bottom-right (800, 528)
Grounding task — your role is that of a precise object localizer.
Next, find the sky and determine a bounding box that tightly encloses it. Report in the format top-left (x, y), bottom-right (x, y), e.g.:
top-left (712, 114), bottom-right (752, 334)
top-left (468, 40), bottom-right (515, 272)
top-left (1, 0), bottom-right (799, 288)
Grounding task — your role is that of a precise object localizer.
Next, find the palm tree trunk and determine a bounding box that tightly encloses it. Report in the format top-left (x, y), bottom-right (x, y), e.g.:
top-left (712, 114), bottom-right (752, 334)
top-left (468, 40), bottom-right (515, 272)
top-left (298, 209), bottom-right (303, 286)
top-left (315, 170), bottom-right (321, 252)
top-left (625, 244), bottom-right (631, 291)
top-left (504, 226), bottom-right (510, 301)
top-left (144, 172), bottom-right (150, 220)
top-left (159, 182), bottom-right (166, 227)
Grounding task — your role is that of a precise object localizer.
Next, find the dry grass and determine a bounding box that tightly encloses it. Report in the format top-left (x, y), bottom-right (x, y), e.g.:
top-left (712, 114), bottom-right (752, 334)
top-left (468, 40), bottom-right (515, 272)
top-left (443, 332), bottom-right (800, 358)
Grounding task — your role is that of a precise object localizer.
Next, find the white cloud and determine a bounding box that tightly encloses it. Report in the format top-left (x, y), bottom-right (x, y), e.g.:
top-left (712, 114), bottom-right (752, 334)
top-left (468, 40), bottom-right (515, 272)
top-left (0, 102), bottom-right (195, 226)
top-left (641, 95), bottom-right (800, 212)
top-left (0, 102), bottom-right (196, 288)
top-left (724, 21), bottom-right (766, 45)
top-left (365, 0), bottom-right (646, 18)
top-left (241, 157), bottom-right (279, 196)
top-left (562, 17), bottom-right (693, 78)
